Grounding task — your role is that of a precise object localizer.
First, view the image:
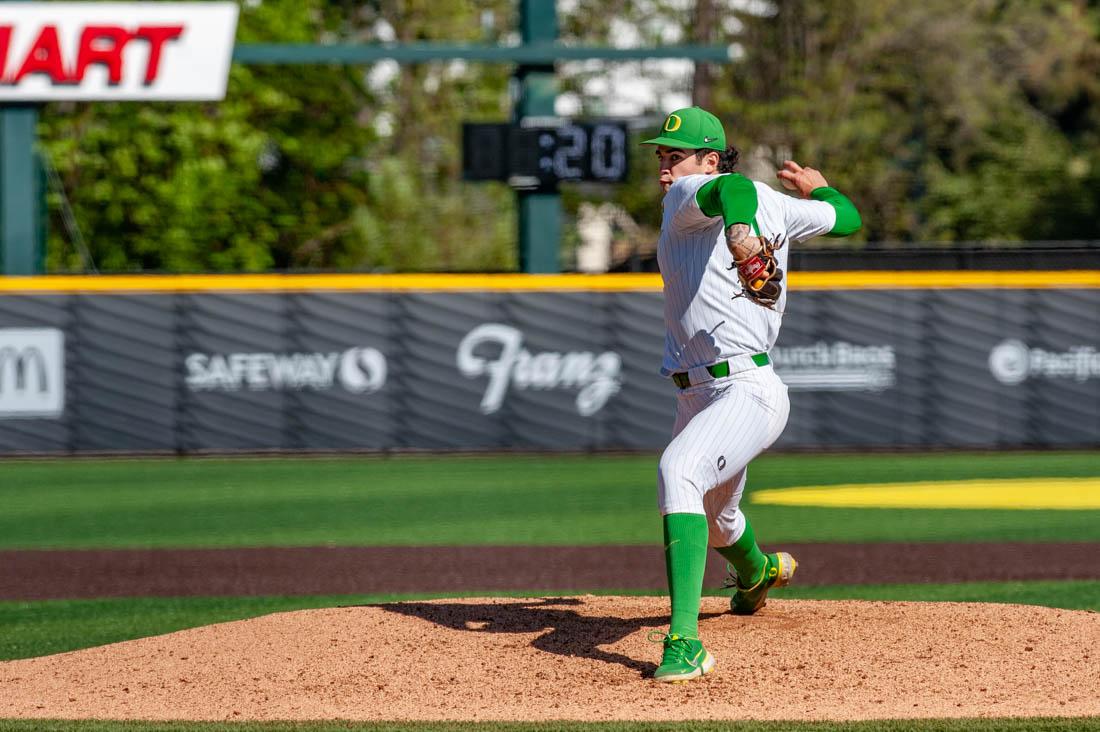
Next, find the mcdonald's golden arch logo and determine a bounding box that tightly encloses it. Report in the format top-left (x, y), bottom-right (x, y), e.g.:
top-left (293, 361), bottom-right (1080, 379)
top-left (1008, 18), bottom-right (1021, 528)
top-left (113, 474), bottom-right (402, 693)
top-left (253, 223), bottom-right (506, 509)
top-left (663, 114), bottom-right (682, 132)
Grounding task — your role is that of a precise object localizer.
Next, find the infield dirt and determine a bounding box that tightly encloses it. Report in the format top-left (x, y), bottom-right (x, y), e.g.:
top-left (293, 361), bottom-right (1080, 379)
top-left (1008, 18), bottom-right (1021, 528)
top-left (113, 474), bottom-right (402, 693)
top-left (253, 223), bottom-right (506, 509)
top-left (2, 596), bottom-right (1098, 722)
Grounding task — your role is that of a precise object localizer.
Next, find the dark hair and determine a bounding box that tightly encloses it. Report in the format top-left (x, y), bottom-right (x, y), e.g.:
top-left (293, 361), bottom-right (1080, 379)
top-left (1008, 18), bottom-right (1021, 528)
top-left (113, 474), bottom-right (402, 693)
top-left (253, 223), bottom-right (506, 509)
top-left (694, 145), bottom-right (741, 173)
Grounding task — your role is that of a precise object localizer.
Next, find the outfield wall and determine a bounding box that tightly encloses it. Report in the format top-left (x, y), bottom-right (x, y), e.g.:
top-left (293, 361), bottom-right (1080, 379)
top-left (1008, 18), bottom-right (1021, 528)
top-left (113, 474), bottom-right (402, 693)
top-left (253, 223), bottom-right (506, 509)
top-left (1, 273), bottom-right (1098, 453)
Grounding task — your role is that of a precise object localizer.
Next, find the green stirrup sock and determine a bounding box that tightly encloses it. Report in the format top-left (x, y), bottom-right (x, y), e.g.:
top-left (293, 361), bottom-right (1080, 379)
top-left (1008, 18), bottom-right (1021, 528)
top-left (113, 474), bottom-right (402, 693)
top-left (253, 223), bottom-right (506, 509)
top-left (663, 512), bottom-right (709, 638)
top-left (715, 517), bottom-right (768, 587)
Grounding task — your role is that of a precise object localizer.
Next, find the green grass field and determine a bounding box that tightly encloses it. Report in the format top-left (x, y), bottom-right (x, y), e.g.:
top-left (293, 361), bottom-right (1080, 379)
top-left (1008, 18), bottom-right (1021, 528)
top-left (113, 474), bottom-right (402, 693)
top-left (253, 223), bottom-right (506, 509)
top-left (2, 452), bottom-right (1098, 731)
top-left (2, 452), bottom-right (1099, 548)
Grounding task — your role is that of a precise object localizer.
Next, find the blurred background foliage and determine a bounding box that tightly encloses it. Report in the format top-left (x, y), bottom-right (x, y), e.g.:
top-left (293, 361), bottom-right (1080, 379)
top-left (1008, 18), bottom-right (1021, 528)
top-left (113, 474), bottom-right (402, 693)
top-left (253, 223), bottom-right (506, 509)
top-left (37, 0), bottom-right (1100, 273)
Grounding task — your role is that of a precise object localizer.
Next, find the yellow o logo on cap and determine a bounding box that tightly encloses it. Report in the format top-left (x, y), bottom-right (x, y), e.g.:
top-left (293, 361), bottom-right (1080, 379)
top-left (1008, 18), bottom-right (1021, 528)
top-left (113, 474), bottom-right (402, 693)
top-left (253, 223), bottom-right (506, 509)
top-left (663, 114), bottom-right (682, 132)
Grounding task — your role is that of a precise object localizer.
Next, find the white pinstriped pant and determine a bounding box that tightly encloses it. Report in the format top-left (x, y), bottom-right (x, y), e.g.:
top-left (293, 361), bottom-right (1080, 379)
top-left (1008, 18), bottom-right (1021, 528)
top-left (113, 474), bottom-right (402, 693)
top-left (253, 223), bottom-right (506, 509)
top-left (657, 364), bottom-right (790, 547)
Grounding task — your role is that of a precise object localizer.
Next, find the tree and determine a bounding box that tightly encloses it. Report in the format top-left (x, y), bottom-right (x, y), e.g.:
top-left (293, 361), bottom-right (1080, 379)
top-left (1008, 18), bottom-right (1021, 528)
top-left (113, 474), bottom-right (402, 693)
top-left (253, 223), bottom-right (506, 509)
top-left (40, 0), bottom-right (517, 273)
top-left (38, 1), bottom-right (1100, 273)
top-left (716, 0), bottom-right (1100, 243)
top-left (561, 0), bottom-right (1100, 246)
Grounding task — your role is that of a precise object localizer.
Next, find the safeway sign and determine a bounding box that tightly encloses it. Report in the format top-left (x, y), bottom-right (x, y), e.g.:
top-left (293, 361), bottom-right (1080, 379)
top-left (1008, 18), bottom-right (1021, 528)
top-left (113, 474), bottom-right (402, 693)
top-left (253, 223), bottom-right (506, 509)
top-left (0, 2), bottom-right (238, 101)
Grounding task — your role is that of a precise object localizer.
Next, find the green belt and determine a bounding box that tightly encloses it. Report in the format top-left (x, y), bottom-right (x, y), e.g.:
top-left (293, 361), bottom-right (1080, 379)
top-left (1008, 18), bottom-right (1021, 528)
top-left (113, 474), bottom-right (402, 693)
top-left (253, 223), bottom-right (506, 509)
top-left (671, 353), bottom-right (770, 389)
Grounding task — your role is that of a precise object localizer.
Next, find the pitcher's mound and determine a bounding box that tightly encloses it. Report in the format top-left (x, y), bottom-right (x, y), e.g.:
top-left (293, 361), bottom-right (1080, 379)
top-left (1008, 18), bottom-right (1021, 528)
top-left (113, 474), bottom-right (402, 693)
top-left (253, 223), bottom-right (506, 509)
top-left (2, 596), bottom-right (1097, 722)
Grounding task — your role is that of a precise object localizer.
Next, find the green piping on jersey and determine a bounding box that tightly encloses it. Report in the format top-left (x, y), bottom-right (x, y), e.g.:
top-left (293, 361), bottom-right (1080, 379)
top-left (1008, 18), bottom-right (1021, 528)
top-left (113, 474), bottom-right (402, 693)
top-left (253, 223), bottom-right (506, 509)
top-left (696, 173), bottom-right (758, 229)
top-left (811, 186), bottom-right (862, 236)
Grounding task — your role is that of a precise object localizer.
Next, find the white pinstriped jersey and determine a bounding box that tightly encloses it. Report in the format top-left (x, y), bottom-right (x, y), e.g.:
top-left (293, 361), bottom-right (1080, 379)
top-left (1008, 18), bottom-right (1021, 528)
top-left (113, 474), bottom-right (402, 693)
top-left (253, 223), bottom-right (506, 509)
top-left (657, 174), bottom-right (837, 376)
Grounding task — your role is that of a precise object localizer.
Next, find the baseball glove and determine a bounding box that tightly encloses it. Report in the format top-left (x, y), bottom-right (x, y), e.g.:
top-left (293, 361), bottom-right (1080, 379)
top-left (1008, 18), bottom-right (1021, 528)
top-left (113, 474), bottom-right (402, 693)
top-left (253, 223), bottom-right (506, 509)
top-left (732, 234), bottom-right (785, 309)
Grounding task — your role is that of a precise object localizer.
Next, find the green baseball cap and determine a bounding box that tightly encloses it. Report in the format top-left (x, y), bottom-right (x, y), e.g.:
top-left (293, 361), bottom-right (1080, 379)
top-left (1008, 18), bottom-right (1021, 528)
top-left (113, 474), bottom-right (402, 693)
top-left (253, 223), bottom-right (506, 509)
top-left (642, 107), bottom-right (726, 151)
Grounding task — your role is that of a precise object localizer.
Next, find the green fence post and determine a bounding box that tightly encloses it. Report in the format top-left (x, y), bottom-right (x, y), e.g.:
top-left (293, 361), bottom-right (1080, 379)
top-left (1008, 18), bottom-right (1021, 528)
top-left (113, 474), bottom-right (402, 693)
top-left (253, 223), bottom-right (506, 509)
top-left (0, 104), bottom-right (42, 275)
top-left (515, 0), bottom-right (560, 274)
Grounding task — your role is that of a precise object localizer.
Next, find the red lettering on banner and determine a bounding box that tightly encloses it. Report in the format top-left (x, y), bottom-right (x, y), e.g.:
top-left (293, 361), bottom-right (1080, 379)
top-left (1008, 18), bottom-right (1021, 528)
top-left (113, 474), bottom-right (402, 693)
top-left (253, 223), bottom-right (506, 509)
top-left (0, 23), bottom-right (186, 87)
top-left (134, 25), bottom-right (184, 84)
top-left (0, 27), bottom-right (11, 81)
top-left (13, 25), bottom-right (67, 84)
top-left (76, 26), bottom-right (132, 85)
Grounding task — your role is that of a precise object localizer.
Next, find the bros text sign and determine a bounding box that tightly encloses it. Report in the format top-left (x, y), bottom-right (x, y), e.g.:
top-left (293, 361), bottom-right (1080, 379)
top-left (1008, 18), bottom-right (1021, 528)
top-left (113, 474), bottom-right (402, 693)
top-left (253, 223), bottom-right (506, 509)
top-left (0, 2), bottom-right (238, 101)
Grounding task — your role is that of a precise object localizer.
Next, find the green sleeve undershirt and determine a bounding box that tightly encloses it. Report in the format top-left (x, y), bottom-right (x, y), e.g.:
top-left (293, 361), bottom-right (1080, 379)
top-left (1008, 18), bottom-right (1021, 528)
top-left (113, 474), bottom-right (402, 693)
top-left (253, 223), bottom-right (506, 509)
top-left (696, 175), bottom-right (861, 237)
top-left (696, 174), bottom-right (758, 231)
top-left (811, 186), bottom-right (862, 236)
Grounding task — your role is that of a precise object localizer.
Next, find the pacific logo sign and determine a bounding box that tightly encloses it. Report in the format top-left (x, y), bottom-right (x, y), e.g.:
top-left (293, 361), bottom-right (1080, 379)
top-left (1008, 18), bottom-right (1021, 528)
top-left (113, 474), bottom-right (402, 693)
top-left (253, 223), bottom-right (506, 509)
top-left (0, 3), bottom-right (239, 101)
top-left (989, 339), bottom-right (1100, 385)
top-left (0, 328), bottom-right (65, 418)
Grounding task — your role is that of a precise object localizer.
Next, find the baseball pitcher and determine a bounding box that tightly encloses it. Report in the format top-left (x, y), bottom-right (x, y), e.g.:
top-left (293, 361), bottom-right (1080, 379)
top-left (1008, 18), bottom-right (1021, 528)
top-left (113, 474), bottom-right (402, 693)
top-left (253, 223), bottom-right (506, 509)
top-left (642, 107), bottom-right (861, 682)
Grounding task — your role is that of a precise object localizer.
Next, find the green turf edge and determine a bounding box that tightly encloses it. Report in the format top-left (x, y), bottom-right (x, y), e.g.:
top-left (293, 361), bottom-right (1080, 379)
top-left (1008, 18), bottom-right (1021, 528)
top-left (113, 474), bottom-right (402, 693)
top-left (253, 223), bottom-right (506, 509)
top-left (3, 581), bottom-right (1098, 662)
top-left (4, 452), bottom-right (1100, 548)
top-left (1, 716), bottom-right (1099, 731)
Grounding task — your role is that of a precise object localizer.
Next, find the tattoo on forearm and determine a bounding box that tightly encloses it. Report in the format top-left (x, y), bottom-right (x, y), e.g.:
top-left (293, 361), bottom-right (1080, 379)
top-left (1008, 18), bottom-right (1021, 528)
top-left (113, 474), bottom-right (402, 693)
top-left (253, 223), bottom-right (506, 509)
top-left (725, 223), bottom-right (751, 264)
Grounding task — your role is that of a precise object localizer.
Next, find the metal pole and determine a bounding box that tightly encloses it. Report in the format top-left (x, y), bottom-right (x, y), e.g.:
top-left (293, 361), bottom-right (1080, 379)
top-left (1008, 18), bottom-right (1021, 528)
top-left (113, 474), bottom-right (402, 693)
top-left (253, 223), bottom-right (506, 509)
top-left (233, 43), bottom-right (733, 64)
top-left (1, 0), bottom-right (42, 275)
top-left (515, 0), bottom-right (560, 274)
top-left (0, 104), bottom-right (42, 275)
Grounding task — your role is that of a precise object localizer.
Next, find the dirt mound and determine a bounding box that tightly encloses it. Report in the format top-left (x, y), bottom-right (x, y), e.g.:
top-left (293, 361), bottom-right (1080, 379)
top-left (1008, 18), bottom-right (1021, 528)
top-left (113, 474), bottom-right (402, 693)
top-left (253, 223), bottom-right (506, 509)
top-left (2, 596), bottom-right (1097, 722)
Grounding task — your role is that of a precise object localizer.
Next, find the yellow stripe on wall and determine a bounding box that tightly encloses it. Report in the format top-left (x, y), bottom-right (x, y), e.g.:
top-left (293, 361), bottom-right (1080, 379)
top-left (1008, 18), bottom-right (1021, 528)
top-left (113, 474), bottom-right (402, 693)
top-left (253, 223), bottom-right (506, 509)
top-left (796, 270), bottom-right (1100, 289)
top-left (0, 273), bottom-right (655, 293)
top-left (0, 271), bottom-right (1099, 294)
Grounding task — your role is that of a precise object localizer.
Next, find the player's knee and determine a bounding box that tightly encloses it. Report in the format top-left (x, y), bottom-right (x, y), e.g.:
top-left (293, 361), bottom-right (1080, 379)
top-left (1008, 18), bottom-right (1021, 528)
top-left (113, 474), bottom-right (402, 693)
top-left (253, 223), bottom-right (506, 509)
top-left (657, 453), bottom-right (710, 505)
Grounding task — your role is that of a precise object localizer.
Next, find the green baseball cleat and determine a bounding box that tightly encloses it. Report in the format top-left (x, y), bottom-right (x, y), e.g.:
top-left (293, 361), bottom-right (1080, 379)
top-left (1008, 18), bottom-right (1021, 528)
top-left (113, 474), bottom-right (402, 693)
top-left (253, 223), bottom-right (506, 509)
top-left (649, 632), bottom-right (716, 682)
top-left (727, 551), bottom-right (797, 615)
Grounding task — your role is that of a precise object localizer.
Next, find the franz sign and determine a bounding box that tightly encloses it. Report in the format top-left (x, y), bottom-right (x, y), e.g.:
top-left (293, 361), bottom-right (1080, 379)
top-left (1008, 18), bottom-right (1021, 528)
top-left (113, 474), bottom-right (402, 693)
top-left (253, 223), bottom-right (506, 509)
top-left (0, 2), bottom-right (238, 100)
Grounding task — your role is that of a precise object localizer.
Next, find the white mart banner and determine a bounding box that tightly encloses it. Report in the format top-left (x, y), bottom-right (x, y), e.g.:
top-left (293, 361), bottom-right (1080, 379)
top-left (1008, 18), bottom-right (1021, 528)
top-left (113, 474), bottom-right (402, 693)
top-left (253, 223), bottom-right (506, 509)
top-left (0, 2), bottom-right (238, 101)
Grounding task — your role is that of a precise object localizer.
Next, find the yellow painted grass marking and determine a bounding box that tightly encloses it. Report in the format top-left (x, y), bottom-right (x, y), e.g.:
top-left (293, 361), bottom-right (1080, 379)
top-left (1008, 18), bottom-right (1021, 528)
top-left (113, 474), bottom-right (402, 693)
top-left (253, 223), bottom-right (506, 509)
top-left (751, 478), bottom-right (1100, 510)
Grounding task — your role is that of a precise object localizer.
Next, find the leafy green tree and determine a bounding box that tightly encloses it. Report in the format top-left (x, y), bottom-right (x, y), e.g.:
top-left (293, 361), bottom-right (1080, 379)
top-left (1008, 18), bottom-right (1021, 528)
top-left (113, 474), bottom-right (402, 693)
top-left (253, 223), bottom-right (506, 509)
top-left (716, 0), bottom-right (1100, 243)
top-left (41, 0), bottom-right (516, 273)
top-left (38, 0), bottom-right (1100, 273)
top-left (561, 0), bottom-right (1100, 247)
